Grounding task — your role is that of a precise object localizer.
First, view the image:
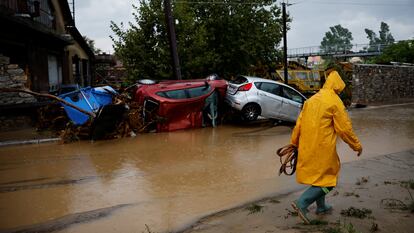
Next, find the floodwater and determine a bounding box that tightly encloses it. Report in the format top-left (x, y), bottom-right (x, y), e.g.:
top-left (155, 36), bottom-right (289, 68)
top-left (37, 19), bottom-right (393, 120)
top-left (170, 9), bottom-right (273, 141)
top-left (0, 103), bottom-right (413, 233)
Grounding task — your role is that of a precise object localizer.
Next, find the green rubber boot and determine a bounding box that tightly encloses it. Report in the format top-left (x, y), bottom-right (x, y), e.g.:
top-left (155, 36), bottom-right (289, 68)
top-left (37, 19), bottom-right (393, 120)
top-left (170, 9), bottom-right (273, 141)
top-left (292, 186), bottom-right (326, 224)
top-left (316, 195), bottom-right (333, 215)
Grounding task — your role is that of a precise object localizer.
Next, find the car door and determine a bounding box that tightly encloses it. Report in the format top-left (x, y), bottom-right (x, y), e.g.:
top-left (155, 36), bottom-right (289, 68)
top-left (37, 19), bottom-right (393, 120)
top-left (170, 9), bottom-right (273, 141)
top-left (280, 86), bottom-right (305, 122)
top-left (255, 82), bottom-right (284, 119)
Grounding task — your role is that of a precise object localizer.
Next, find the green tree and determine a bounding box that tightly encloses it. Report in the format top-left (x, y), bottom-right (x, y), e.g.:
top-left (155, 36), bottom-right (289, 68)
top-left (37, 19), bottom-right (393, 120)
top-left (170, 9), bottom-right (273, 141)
top-left (320, 24), bottom-right (353, 53)
top-left (365, 29), bottom-right (378, 44)
top-left (372, 39), bottom-right (414, 64)
top-left (110, 0), bottom-right (283, 81)
top-left (379, 22), bottom-right (395, 44)
top-left (83, 36), bottom-right (102, 54)
top-left (364, 22), bottom-right (395, 52)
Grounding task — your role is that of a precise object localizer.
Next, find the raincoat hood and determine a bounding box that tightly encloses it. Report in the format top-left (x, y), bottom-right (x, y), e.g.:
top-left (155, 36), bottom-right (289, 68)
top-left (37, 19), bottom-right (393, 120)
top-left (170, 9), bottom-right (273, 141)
top-left (322, 71), bottom-right (345, 94)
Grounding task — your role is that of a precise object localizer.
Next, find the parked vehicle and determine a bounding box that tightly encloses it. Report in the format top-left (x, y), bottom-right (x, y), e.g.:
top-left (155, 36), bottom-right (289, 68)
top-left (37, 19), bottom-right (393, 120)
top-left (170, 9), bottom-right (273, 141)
top-left (273, 61), bottom-right (322, 95)
top-left (225, 76), bottom-right (306, 122)
top-left (134, 75), bottom-right (227, 132)
top-left (275, 69), bottom-right (322, 95)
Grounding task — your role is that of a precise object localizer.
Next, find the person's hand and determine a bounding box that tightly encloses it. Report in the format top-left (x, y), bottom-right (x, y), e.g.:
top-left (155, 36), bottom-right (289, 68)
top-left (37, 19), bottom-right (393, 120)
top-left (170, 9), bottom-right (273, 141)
top-left (357, 147), bottom-right (363, 157)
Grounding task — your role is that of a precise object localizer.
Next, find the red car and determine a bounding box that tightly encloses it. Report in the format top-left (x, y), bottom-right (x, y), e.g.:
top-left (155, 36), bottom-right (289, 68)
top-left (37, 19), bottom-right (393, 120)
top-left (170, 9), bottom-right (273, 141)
top-left (134, 75), bottom-right (227, 132)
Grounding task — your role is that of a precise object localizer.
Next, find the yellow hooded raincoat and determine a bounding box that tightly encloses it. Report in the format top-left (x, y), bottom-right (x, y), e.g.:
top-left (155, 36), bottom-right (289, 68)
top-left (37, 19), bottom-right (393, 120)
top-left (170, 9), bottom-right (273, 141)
top-left (290, 71), bottom-right (362, 187)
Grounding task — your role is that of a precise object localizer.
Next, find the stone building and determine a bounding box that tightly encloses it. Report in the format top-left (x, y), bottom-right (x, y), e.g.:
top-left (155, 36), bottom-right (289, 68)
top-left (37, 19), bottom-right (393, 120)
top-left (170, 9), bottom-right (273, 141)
top-left (0, 0), bottom-right (94, 98)
top-left (0, 0), bottom-right (94, 131)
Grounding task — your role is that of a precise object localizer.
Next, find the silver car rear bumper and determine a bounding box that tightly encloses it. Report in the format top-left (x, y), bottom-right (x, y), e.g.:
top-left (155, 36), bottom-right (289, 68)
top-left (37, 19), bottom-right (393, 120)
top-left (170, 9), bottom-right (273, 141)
top-left (225, 92), bottom-right (247, 111)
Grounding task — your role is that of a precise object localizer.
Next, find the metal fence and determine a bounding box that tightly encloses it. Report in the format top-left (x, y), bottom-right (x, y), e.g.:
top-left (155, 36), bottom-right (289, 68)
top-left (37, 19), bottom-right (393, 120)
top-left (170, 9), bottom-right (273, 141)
top-left (287, 43), bottom-right (392, 58)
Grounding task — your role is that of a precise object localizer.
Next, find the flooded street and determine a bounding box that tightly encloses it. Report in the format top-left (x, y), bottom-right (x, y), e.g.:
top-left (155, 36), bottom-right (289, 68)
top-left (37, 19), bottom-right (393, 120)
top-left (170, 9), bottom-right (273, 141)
top-left (0, 103), bottom-right (413, 233)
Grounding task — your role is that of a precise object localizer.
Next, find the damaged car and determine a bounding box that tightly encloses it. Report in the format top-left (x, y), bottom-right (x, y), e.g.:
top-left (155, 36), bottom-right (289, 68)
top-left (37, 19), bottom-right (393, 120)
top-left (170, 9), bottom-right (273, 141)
top-left (134, 75), bottom-right (227, 132)
top-left (225, 75), bottom-right (306, 122)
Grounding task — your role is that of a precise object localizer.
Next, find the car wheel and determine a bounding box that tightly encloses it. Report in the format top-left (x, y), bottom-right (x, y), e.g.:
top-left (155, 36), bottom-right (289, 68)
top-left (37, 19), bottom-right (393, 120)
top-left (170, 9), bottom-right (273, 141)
top-left (241, 103), bottom-right (261, 121)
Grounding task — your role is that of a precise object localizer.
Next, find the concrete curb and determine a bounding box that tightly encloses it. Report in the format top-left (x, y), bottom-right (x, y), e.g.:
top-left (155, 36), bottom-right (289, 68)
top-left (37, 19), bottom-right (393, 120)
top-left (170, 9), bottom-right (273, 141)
top-left (0, 138), bottom-right (61, 147)
top-left (350, 101), bottom-right (414, 110)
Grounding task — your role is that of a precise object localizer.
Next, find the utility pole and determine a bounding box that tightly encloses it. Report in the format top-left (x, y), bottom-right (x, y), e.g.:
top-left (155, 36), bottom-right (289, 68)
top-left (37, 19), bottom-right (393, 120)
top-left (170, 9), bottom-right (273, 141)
top-left (164, 0), bottom-right (182, 80)
top-left (71, 0), bottom-right (75, 25)
top-left (282, 1), bottom-right (288, 85)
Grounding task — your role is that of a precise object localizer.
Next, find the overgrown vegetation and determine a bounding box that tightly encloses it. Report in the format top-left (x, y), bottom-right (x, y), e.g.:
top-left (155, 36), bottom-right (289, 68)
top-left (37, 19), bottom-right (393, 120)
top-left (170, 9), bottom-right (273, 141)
top-left (380, 198), bottom-right (407, 210)
top-left (245, 204), bottom-right (264, 215)
top-left (370, 39), bottom-right (414, 64)
top-left (111, 0), bottom-right (284, 82)
top-left (340, 207), bottom-right (372, 219)
top-left (383, 180), bottom-right (397, 185)
top-left (381, 180), bottom-right (414, 213)
top-left (343, 192), bottom-right (360, 198)
top-left (323, 222), bottom-right (361, 233)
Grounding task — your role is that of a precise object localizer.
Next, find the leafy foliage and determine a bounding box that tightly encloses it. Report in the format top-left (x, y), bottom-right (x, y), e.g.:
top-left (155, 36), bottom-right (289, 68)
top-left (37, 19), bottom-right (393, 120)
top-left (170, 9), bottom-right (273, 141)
top-left (320, 25), bottom-right (353, 53)
top-left (110, 0), bottom-right (284, 82)
top-left (364, 22), bottom-right (394, 52)
top-left (83, 36), bottom-right (102, 54)
top-left (371, 40), bottom-right (414, 64)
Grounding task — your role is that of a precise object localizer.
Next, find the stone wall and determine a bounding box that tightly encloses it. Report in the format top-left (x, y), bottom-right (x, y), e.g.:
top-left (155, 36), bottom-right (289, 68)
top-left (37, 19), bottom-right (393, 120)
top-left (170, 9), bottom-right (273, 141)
top-left (352, 64), bottom-right (414, 105)
top-left (0, 54), bottom-right (37, 106)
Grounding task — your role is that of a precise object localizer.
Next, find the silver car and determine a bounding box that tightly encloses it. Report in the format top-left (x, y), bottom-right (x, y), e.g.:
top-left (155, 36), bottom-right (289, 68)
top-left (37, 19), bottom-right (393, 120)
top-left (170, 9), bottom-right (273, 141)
top-left (225, 75), bottom-right (306, 122)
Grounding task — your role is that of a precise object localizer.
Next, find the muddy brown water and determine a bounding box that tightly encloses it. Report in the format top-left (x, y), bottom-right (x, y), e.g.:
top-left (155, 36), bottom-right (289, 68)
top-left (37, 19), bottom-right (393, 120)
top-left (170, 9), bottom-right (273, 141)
top-left (0, 104), bottom-right (413, 233)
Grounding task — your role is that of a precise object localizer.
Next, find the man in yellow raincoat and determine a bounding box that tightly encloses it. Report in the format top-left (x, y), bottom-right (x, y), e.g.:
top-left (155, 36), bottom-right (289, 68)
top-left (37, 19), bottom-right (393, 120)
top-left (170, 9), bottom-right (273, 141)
top-left (290, 69), bottom-right (362, 224)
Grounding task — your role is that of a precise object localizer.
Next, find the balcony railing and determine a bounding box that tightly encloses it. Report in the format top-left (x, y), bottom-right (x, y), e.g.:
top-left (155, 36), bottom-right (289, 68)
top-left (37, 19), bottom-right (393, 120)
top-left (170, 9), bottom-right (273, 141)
top-left (0, 0), bottom-right (54, 29)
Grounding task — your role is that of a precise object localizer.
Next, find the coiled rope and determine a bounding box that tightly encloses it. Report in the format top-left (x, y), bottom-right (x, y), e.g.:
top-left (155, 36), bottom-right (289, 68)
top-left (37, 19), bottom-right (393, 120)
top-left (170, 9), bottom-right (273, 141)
top-left (277, 144), bottom-right (298, 176)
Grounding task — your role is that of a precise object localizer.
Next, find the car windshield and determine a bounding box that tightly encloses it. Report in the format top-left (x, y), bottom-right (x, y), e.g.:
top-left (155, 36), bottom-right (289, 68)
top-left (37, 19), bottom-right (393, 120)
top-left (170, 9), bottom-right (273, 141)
top-left (156, 85), bottom-right (212, 99)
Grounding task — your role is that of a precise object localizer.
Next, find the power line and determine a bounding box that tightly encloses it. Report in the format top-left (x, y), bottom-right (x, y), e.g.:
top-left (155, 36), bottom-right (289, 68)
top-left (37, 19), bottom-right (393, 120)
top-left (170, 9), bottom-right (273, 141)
top-left (175, 0), bottom-right (414, 7)
top-left (297, 0), bottom-right (414, 7)
top-left (174, 1), bottom-right (275, 5)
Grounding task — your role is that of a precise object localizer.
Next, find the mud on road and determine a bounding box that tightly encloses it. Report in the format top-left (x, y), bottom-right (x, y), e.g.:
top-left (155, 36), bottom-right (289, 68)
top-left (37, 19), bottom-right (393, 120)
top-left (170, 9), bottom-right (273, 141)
top-left (0, 103), bottom-right (413, 233)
